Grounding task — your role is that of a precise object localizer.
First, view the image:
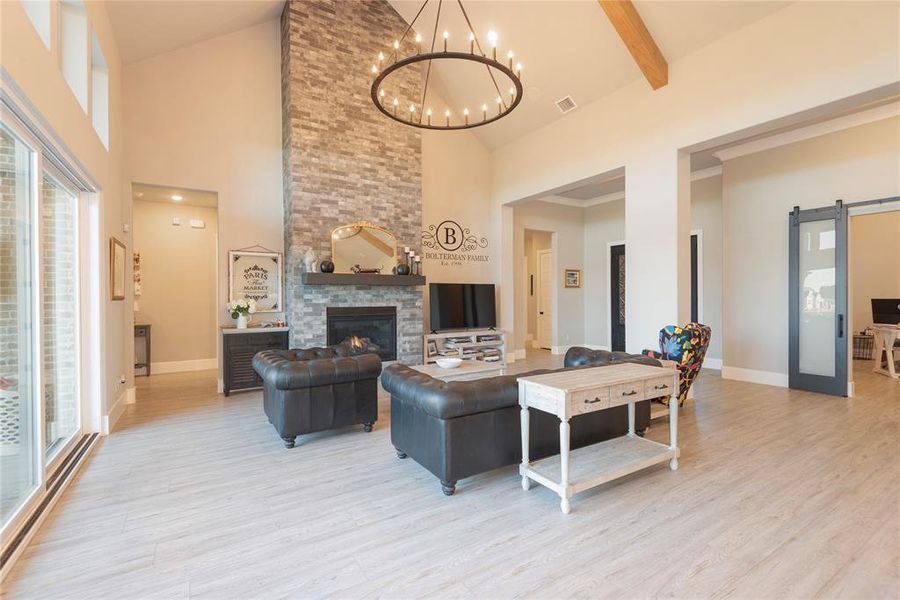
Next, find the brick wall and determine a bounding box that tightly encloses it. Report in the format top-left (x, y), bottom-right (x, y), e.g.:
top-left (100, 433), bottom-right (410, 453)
top-left (0, 128), bottom-right (23, 448)
top-left (281, 0), bottom-right (424, 363)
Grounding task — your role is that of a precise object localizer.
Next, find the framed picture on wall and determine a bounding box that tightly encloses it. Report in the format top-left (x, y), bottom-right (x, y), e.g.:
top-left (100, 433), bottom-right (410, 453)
top-left (110, 237), bottom-right (126, 300)
top-left (229, 249), bottom-right (283, 312)
top-left (564, 268), bottom-right (581, 288)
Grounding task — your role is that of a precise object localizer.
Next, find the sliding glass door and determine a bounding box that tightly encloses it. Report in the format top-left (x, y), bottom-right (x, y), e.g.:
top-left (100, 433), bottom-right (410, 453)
top-left (0, 124), bottom-right (39, 526)
top-left (0, 118), bottom-right (84, 535)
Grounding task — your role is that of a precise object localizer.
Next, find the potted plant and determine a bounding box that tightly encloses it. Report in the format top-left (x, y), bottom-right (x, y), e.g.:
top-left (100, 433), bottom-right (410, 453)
top-left (227, 298), bottom-right (257, 329)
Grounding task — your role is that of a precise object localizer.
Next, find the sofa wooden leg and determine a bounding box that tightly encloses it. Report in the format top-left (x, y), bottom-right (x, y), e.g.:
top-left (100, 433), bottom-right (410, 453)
top-left (441, 480), bottom-right (456, 496)
top-left (396, 448), bottom-right (407, 459)
top-left (363, 422), bottom-right (373, 433)
top-left (282, 436), bottom-right (296, 449)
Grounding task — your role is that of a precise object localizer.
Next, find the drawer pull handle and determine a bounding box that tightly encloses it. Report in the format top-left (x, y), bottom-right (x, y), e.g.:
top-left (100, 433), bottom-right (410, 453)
top-left (654, 384), bottom-right (669, 390)
top-left (622, 390), bottom-right (638, 397)
top-left (585, 397), bottom-right (604, 404)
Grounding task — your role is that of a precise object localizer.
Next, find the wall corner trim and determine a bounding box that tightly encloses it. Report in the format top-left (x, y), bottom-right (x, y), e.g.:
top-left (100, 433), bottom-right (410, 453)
top-left (102, 390), bottom-right (127, 435)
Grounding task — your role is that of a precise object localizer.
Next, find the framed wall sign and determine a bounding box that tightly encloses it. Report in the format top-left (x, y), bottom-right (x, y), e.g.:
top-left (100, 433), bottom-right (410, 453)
top-left (110, 237), bottom-right (126, 300)
top-left (229, 249), bottom-right (283, 312)
top-left (564, 268), bottom-right (582, 288)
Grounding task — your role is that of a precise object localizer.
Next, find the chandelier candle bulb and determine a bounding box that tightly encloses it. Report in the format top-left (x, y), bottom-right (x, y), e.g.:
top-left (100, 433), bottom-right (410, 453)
top-left (426, 107), bottom-right (432, 125)
top-left (371, 64), bottom-right (378, 74)
top-left (508, 50), bottom-right (514, 69)
top-left (482, 103), bottom-right (488, 120)
top-left (469, 32), bottom-right (475, 54)
top-left (443, 30), bottom-right (449, 52)
top-left (445, 109), bottom-right (451, 126)
top-left (378, 51), bottom-right (384, 63)
top-left (415, 32), bottom-right (422, 53)
top-left (487, 30), bottom-right (498, 60)
top-left (463, 107), bottom-right (469, 125)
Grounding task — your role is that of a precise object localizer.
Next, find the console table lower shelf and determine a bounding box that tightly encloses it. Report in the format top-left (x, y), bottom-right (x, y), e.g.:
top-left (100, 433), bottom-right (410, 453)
top-left (518, 363), bottom-right (680, 514)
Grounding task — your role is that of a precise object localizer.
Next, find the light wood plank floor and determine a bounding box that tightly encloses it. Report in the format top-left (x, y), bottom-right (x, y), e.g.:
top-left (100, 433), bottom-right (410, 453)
top-left (3, 353), bottom-right (898, 599)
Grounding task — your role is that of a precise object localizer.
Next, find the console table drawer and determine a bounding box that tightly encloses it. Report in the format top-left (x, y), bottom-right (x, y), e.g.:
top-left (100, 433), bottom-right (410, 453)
top-left (569, 388), bottom-right (610, 415)
top-left (645, 376), bottom-right (675, 399)
top-left (610, 381), bottom-right (643, 406)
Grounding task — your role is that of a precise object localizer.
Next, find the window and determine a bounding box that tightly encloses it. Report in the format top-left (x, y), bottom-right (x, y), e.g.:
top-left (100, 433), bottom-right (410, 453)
top-left (60, 0), bottom-right (88, 112)
top-left (21, 0), bottom-right (51, 49)
top-left (91, 33), bottom-right (109, 149)
top-left (0, 116), bottom-right (85, 536)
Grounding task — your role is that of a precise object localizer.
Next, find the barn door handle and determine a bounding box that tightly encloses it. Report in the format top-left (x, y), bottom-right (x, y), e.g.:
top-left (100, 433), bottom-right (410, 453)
top-left (838, 314), bottom-right (844, 338)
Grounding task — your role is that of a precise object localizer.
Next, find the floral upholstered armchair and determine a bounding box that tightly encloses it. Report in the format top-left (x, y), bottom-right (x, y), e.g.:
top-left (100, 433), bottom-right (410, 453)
top-left (642, 323), bottom-right (712, 406)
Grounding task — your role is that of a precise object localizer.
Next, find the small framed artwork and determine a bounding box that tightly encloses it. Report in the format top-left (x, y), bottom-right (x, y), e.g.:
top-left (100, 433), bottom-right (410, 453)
top-left (427, 340), bottom-right (438, 357)
top-left (564, 268), bottom-right (581, 288)
top-left (110, 237), bottom-right (126, 300)
top-left (229, 249), bottom-right (283, 312)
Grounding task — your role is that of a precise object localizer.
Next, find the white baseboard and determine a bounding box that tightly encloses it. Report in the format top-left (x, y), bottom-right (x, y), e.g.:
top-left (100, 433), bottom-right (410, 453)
top-left (151, 358), bottom-right (217, 374)
top-left (125, 387), bottom-right (136, 404)
top-left (551, 345), bottom-right (573, 356)
top-left (102, 390), bottom-right (127, 435)
top-left (721, 366), bottom-right (788, 388)
top-left (217, 379), bottom-right (224, 394)
top-left (847, 380), bottom-right (855, 398)
top-left (514, 349), bottom-right (526, 361)
top-left (704, 358), bottom-right (722, 370)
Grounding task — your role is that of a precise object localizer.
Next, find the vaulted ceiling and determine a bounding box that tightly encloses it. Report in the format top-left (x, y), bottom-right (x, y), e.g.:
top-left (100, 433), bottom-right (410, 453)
top-left (388, 0), bottom-right (791, 149)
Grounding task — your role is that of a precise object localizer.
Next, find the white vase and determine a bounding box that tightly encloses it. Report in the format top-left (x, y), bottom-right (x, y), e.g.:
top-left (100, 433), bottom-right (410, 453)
top-left (236, 314), bottom-right (249, 329)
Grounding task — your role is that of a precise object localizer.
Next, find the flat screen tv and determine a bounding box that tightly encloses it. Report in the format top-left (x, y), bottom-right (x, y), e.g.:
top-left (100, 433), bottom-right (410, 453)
top-left (872, 298), bottom-right (900, 325)
top-left (429, 283), bottom-right (496, 331)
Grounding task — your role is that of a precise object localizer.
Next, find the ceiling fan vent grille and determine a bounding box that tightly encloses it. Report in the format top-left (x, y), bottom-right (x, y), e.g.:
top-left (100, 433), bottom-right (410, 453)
top-left (556, 96), bottom-right (577, 114)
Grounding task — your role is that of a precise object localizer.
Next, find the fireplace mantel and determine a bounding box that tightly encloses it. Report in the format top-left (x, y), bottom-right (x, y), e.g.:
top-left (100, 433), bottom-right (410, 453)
top-left (301, 273), bottom-right (426, 286)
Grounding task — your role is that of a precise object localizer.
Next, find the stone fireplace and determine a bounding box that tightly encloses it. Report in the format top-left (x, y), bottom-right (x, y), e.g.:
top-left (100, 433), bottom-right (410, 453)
top-left (280, 0), bottom-right (424, 363)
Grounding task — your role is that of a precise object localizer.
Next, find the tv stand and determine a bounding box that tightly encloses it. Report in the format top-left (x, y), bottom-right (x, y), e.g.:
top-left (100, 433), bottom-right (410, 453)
top-left (423, 329), bottom-right (507, 365)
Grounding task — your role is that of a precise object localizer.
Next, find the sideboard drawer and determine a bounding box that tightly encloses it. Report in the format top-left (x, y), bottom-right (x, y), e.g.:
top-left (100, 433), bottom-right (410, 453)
top-left (645, 376), bottom-right (675, 399)
top-left (610, 381), bottom-right (643, 406)
top-left (569, 387), bottom-right (610, 415)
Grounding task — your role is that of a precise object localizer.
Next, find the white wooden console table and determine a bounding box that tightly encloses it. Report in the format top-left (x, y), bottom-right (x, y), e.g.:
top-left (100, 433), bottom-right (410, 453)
top-left (518, 363), bottom-right (680, 514)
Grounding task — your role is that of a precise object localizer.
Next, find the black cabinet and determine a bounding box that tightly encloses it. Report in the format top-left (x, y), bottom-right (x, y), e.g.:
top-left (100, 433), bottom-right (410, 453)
top-left (222, 329), bottom-right (289, 396)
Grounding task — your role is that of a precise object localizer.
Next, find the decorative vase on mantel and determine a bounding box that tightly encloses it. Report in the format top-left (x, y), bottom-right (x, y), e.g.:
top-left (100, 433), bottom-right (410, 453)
top-left (236, 314), bottom-right (250, 329)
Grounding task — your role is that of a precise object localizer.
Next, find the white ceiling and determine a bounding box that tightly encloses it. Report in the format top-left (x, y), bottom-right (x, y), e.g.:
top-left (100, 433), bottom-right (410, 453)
top-left (388, 0), bottom-right (791, 149)
top-left (132, 182), bottom-right (218, 208)
top-left (106, 0), bottom-right (285, 65)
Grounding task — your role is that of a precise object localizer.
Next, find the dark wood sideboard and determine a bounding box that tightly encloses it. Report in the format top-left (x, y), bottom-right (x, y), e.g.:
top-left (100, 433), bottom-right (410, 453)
top-left (222, 327), bottom-right (289, 396)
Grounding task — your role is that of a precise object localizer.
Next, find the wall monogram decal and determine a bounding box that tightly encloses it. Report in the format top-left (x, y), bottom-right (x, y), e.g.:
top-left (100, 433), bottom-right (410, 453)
top-left (422, 220), bottom-right (489, 266)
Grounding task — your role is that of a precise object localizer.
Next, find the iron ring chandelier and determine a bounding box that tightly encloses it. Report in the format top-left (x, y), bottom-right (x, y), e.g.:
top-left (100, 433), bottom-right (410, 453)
top-left (370, 0), bottom-right (524, 131)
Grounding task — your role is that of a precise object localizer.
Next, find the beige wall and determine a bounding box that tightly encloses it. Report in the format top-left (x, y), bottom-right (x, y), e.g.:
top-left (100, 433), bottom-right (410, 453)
top-left (691, 175), bottom-right (724, 363)
top-left (133, 201), bottom-right (218, 365)
top-left (493, 1), bottom-right (899, 357)
top-left (123, 21), bottom-right (284, 382)
top-left (850, 211), bottom-right (900, 332)
top-left (1, 0), bottom-right (129, 427)
top-left (722, 117), bottom-right (900, 378)
top-left (583, 199), bottom-right (625, 349)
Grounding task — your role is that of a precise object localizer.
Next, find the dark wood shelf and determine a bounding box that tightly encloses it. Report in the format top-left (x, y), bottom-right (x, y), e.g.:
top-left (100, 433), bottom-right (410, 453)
top-left (301, 273), bottom-right (426, 286)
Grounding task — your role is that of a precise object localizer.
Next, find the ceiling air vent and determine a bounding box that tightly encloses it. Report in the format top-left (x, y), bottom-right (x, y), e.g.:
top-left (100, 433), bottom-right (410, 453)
top-left (556, 95), bottom-right (577, 114)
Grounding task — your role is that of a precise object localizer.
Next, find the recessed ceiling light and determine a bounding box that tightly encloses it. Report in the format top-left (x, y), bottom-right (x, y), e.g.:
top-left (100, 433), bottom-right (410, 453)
top-left (171, 194), bottom-right (183, 201)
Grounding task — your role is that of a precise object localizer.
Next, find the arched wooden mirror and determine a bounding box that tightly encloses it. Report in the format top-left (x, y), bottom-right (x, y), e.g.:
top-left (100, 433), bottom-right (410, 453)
top-left (331, 221), bottom-right (397, 273)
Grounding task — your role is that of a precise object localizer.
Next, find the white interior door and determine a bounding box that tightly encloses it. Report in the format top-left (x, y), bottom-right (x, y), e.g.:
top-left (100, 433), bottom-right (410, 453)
top-left (537, 249), bottom-right (552, 350)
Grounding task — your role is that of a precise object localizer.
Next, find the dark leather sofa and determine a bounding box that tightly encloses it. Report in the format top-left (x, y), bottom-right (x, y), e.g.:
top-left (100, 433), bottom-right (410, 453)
top-left (253, 346), bottom-right (381, 448)
top-left (381, 347), bottom-right (661, 495)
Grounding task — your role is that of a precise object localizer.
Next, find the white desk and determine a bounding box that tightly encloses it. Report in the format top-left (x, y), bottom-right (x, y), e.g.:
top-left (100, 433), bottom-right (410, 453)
top-left (872, 325), bottom-right (900, 379)
top-left (518, 363), bottom-right (679, 514)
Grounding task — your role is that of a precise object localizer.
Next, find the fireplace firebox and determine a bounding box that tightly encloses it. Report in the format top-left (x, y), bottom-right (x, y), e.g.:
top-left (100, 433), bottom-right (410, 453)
top-left (326, 306), bottom-right (397, 362)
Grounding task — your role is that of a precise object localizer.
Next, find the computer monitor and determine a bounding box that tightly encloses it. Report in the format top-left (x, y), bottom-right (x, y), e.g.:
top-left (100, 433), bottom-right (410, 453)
top-left (871, 299), bottom-right (900, 325)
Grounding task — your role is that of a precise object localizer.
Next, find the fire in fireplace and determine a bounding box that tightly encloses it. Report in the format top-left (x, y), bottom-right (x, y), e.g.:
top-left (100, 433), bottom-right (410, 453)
top-left (326, 306), bottom-right (397, 361)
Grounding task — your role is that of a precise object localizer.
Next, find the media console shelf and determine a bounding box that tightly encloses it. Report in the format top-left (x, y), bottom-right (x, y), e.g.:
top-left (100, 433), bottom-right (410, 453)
top-left (423, 329), bottom-right (507, 365)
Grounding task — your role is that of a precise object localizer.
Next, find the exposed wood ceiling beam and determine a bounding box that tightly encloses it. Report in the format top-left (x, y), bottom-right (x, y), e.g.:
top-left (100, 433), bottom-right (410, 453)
top-left (598, 0), bottom-right (668, 90)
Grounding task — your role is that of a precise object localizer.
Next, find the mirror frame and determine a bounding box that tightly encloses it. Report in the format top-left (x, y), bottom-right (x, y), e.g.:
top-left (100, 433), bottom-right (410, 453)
top-left (330, 220), bottom-right (398, 272)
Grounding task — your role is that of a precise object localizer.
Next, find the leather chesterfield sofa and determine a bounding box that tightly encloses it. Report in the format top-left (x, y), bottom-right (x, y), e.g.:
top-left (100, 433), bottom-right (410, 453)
top-left (381, 347), bottom-right (661, 495)
top-left (253, 346), bottom-right (382, 448)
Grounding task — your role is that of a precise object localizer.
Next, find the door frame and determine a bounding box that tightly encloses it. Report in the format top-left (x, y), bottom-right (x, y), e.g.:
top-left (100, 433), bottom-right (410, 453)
top-left (536, 248), bottom-right (554, 350)
top-left (788, 201), bottom-right (848, 396)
